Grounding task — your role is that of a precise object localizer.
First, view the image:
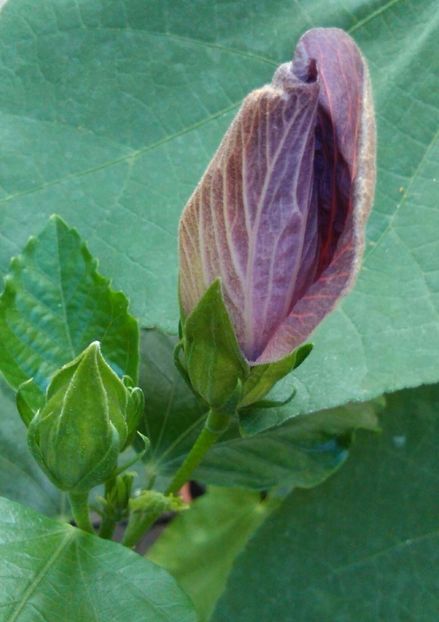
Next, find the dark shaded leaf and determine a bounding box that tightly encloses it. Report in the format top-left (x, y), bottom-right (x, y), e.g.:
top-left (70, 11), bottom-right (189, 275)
top-left (213, 385), bottom-right (439, 621)
top-left (148, 487), bottom-right (276, 622)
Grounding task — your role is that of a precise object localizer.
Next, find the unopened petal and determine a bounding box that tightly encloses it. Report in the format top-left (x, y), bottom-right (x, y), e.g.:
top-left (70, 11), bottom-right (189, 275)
top-left (258, 28), bottom-right (375, 363)
top-left (179, 63), bottom-right (320, 361)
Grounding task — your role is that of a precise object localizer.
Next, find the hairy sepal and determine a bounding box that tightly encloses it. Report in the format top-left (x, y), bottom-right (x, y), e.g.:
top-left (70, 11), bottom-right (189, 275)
top-left (239, 343), bottom-right (313, 409)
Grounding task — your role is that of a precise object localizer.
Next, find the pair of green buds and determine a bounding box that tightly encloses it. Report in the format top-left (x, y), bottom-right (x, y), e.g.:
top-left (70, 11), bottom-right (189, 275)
top-left (18, 342), bottom-right (145, 494)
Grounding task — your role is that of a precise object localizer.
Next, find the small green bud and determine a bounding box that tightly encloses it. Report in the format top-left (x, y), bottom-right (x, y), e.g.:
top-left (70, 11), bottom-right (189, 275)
top-left (122, 376), bottom-right (145, 446)
top-left (129, 490), bottom-right (187, 516)
top-left (27, 341), bottom-right (145, 493)
top-left (100, 472), bottom-right (135, 522)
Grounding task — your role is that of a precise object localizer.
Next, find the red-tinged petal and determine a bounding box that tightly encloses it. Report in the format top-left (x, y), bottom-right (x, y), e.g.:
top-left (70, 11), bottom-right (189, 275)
top-left (179, 61), bottom-right (321, 361)
top-left (258, 28), bottom-right (375, 363)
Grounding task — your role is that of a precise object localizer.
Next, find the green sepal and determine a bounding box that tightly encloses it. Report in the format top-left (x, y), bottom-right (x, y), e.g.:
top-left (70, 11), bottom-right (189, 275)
top-left (181, 279), bottom-right (249, 408)
top-left (242, 388), bottom-right (296, 412)
top-left (16, 378), bottom-right (44, 427)
top-left (114, 433), bottom-right (150, 476)
top-left (28, 408), bottom-right (120, 493)
top-left (239, 343), bottom-right (313, 408)
top-left (26, 341), bottom-right (146, 493)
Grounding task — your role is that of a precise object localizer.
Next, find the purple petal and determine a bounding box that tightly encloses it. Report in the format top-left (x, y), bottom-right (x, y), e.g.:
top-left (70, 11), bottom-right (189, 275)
top-left (259, 29), bottom-right (375, 363)
top-left (179, 28), bottom-right (375, 364)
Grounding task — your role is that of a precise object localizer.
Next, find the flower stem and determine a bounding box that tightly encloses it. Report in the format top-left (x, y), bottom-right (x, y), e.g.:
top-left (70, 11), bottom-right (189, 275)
top-left (69, 492), bottom-right (94, 534)
top-left (98, 514), bottom-right (116, 540)
top-left (122, 508), bottom-right (159, 549)
top-left (121, 409), bottom-right (230, 549)
top-left (165, 409), bottom-right (230, 495)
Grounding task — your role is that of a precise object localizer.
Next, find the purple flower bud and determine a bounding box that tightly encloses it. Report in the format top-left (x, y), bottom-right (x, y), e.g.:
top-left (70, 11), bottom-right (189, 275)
top-left (179, 28), bottom-right (376, 364)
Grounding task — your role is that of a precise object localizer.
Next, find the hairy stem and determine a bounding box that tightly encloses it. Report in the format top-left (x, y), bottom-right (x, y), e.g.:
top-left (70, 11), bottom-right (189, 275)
top-left (122, 409), bottom-right (230, 548)
top-left (69, 492), bottom-right (94, 534)
top-left (98, 514), bottom-right (116, 540)
top-left (122, 509), bottom-right (160, 549)
top-left (165, 409), bottom-right (230, 495)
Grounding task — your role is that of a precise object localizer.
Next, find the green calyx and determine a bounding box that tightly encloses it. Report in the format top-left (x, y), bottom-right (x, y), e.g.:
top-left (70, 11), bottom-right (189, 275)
top-left (239, 343), bottom-right (313, 409)
top-left (178, 279), bottom-right (313, 415)
top-left (179, 279), bottom-right (249, 409)
top-left (26, 341), bottom-right (145, 493)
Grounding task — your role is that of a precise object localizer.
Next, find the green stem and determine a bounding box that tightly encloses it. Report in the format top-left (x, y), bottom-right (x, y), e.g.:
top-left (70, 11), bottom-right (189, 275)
top-left (121, 409), bottom-right (230, 548)
top-left (98, 514), bottom-right (116, 540)
top-left (122, 509), bottom-right (160, 549)
top-left (165, 409), bottom-right (230, 495)
top-left (69, 492), bottom-right (94, 534)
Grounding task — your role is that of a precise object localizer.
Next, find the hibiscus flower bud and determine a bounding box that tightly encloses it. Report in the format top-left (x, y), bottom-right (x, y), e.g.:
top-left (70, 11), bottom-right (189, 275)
top-left (26, 342), bottom-right (144, 493)
top-left (179, 28), bottom-right (375, 375)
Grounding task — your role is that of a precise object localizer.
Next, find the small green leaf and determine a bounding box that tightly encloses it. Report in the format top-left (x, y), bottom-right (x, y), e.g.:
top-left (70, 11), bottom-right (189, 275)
top-left (0, 215), bottom-right (139, 404)
top-left (193, 400), bottom-right (380, 491)
top-left (182, 279), bottom-right (249, 408)
top-left (239, 343), bottom-right (313, 408)
top-left (0, 496), bottom-right (197, 622)
top-left (148, 487), bottom-right (276, 622)
top-left (213, 385), bottom-right (439, 621)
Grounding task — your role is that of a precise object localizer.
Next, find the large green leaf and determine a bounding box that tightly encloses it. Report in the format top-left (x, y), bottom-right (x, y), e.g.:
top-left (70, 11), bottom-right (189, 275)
top-left (140, 330), bottom-right (379, 491)
top-left (0, 0), bottom-right (438, 416)
top-left (148, 487), bottom-right (276, 622)
top-left (0, 496), bottom-right (196, 622)
top-left (0, 215), bottom-right (138, 394)
top-left (212, 384), bottom-right (439, 621)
